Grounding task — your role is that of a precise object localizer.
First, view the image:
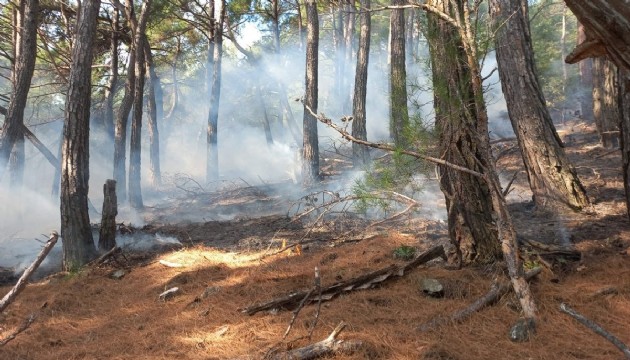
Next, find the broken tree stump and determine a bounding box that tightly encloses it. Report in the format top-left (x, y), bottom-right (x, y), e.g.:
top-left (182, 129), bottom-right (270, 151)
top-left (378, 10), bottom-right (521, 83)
top-left (243, 245), bottom-right (446, 316)
top-left (99, 179), bottom-right (118, 252)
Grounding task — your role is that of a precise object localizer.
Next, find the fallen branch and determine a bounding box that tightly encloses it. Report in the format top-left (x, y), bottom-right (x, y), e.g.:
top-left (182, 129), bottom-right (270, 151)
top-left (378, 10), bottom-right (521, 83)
top-left (0, 232), bottom-right (58, 314)
top-left (268, 322), bottom-right (362, 360)
top-left (418, 267), bottom-right (542, 332)
top-left (243, 246), bottom-right (446, 315)
top-left (0, 313), bottom-right (36, 346)
top-left (560, 303), bottom-right (630, 359)
top-left (87, 246), bottom-right (121, 268)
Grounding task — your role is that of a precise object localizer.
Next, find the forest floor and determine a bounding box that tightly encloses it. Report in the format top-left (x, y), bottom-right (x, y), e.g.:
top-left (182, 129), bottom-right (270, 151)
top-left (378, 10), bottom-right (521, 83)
top-left (1, 120), bottom-right (630, 359)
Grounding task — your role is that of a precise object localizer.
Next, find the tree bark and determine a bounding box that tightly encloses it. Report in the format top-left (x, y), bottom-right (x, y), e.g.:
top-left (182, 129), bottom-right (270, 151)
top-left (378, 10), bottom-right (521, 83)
top-left (206, 0), bottom-right (225, 183)
top-left (576, 22), bottom-right (594, 122)
top-left (302, 0), bottom-right (320, 186)
top-left (145, 41), bottom-right (162, 187)
top-left (103, 8), bottom-right (119, 142)
top-left (593, 57), bottom-right (620, 149)
top-left (351, 0), bottom-right (371, 168)
top-left (98, 180), bottom-right (118, 252)
top-left (0, 0), bottom-right (38, 181)
top-left (343, 0), bottom-right (356, 115)
top-left (389, 0), bottom-right (409, 148)
top-left (489, 0), bottom-right (589, 210)
top-left (128, 1), bottom-right (151, 210)
top-left (427, 0), bottom-right (501, 265)
top-left (61, 0), bottom-right (101, 270)
top-left (618, 69), bottom-right (630, 220)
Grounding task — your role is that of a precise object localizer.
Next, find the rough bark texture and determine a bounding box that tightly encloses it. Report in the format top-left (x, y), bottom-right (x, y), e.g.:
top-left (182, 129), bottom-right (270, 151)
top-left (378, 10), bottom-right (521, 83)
top-left (103, 8), bottom-right (119, 141)
top-left (426, 0), bottom-right (501, 265)
top-left (61, 0), bottom-right (101, 270)
top-left (206, 0), bottom-right (224, 183)
top-left (145, 41), bottom-right (162, 187)
top-left (351, 0), bottom-right (371, 167)
top-left (302, 0), bottom-right (319, 186)
top-left (592, 57), bottom-right (620, 149)
top-left (128, 1), bottom-right (151, 210)
top-left (343, 0), bottom-right (356, 114)
top-left (98, 180), bottom-right (118, 252)
top-left (0, 0), bottom-right (38, 180)
top-left (489, 0), bottom-right (589, 210)
top-left (577, 22), bottom-right (594, 122)
top-left (618, 69), bottom-right (630, 220)
top-left (564, 1), bottom-right (630, 71)
top-left (389, 0), bottom-right (409, 148)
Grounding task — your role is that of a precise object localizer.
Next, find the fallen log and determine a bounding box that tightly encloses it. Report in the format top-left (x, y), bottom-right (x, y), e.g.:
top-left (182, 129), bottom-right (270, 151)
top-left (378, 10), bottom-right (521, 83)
top-left (560, 303), bottom-right (630, 359)
top-left (268, 321), bottom-right (362, 360)
top-left (0, 232), bottom-right (58, 314)
top-left (0, 313), bottom-right (36, 346)
top-left (418, 267), bottom-right (542, 332)
top-left (243, 245), bottom-right (446, 316)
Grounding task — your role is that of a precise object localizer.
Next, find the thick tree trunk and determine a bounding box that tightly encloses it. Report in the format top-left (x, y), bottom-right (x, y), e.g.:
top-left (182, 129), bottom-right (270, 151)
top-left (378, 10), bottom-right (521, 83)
top-left (351, 0), bottom-right (371, 168)
top-left (0, 0), bottom-right (38, 181)
top-left (576, 22), bottom-right (594, 122)
top-left (302, 0), bottom-right (320, 186)
top-left (128, 1), bottom-right (151, 210)
top-left (618, 69), bottom-right (630, 220)
top-left (489, 0), bottom-right (589, 210)
top-left (343, 0), bottom-right (356, 114)
top-left (427, 0), bottom-right (501, 265)
top-left (206, 0), bottom-right (225, 183)
top-left (61, 0), bottom-right (101, 270)
top-left (592, 57), bottom-right (620, 149)
top-left (145, 41), bottom-right (162, 187)
top-left (389, 0), bottom-right (409, 148)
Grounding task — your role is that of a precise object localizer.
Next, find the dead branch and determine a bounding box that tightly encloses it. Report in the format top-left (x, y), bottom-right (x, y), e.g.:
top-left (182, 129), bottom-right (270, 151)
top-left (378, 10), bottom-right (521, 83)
top-left (560, 303), bottom-right (630, 359)
top-left (308, 267), bottom-right (322, 339)
top-left (243, 246), bottom-right (446, 316)
top-left (0, 313), bottom-right (36, 346)
top-left (418, 267), bottom-right (542, 332)
top-left (87, 246), bottom-right (121, 268)
top-left (283, 289), bottom-right (314, 340)
top-left (502, 171), bottom-right (519, 197)
top-left (0, 232), bottom-right (58, 314)
top-left (268, 321), bottom-right (362, 360)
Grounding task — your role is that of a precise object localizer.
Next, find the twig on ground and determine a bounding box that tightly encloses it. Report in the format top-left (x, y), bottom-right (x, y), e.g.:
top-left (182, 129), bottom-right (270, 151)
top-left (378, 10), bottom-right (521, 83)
top-left (87, 246), bottom-right (121, 268)
top-left (502, 171), bottom-right (519, 196)
top-left (0, 232), bottom-right (58, 314)
top-left (418, 267), bottom-right (542, 332)
top-left (308, 267), bottom-right (322, 340)
top-left (283, 288), bottom-right (315, 340)
top-left (0, 313), bottom-right (36, 346)
top-left (560, 303), bottom-right (630, 359)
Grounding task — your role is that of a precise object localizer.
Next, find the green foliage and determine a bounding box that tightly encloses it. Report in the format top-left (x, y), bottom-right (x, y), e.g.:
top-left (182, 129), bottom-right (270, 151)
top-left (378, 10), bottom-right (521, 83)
top-left (393, 245), bottom-right (416, 260)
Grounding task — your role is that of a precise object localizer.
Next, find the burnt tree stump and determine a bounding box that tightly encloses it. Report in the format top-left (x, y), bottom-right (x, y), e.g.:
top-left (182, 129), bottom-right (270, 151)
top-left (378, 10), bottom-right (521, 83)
top-left (98, 179), bottom-right (118, 252)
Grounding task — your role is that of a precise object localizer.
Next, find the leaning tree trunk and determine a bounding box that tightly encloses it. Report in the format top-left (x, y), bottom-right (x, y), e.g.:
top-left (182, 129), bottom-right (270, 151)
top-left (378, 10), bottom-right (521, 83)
top-left (592, 57), bottom-right (620, 149)
top-left (489, 0), bottom-right (589, 210)
top-left (0, 0), bottom-right (38, 181)
top-left (389, 0), bottom-right (409, 148)
top-left (145, 41), bottom-right (162, 187)
top-left (206, 0), bottom-right (225, 183)
top-left (60, 0), bottom-right (101, 270)
top-left (427, 3), bottom-right (501, 265)
top-left (302, 0), bottom-right (320, 186)
top-left (128, 1), bottom-right (151, 210)
top-left (351, 0), bottom-right (371, 167)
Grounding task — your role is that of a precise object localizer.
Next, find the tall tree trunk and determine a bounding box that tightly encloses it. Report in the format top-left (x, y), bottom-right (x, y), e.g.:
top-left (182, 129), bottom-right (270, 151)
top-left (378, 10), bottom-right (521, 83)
top-left (560, 3), bottom-right (569, 124)
top-left (257, 84), bottom-right (274, 145)
top-left (389, 0), bottom-right (409, 148)
top-left (103, 8), bottom-right (119, 141)
top-left (61, 0), bottom-right (101, 270)
top-left (0, 0), bottom-right (38, 181)
top-left (592, 57), bottom-right (620, 149)
top-left (427, 1), bottom-right (501, 265)
top-left (342, 0), bottom-right (356, 115)
top-left (576, 22), bottom-right (594, 122)
top-left (302, 0), bottom-right (319, 186)
top-left (165, 38), bottom-right (181, 121)
top-left (128, 1), bottom-right (151, 209)
top-left (145, 41), bottom-right (162, 187)
top-left (206, 0), bottom-right (225, 183)
top-left (618, 69), bottom-right (630, 220)
top-left (351, 0), bottom-right (371, 168)
top-left (295, 0), bottom-right (304, 50)
top-left (489, 0), bottom-right (589, 210)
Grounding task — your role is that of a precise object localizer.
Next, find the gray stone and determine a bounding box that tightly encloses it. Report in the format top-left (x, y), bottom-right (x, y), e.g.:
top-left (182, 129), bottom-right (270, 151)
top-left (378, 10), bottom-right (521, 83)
top-left (509, 318), bottom-right (535, 342)
top-left (110, 269), bottom-right (127, 280)
top-left (420, 278), bottom-right (444, 298)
